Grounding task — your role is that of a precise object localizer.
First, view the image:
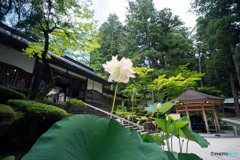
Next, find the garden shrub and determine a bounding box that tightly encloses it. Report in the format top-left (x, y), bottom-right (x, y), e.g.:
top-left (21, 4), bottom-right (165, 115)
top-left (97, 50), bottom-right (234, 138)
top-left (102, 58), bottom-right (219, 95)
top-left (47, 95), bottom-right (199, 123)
top-left (0, 104), bottom-right (24, 127)
top-left (124, 114), bottom-right (137, 123)
top-left (137, 116), bottom-right (148, 124)
top-left (132, 107), bottom-right (139, 112)
top-left (4, 100), bottom-right (69, 151)
top-left (139, 110), bottom-right (147, 116)
top-left (7, 100), bottom-right (68, 119)
top-left (145, 112), bottom-right (152, 118)
top-left (209, 124), bottom-right (234, 130)
top-left (59, 98), bottom-right (86, 113)
top-left (116, 105), bottom-right (127, 112)
top-left (116, 111), bottom-right (131, 117)
top-left (42, 98), bottom-right (54, 105)
top-left (0, 86), bottom-right (26, 104)
top-left (0, 104), bottom-right (16, 121)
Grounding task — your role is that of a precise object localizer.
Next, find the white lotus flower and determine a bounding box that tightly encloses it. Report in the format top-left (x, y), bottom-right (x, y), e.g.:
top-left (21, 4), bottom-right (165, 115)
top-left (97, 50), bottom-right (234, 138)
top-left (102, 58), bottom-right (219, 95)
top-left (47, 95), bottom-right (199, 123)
top-left (102, 56), bottom-right (135, 83)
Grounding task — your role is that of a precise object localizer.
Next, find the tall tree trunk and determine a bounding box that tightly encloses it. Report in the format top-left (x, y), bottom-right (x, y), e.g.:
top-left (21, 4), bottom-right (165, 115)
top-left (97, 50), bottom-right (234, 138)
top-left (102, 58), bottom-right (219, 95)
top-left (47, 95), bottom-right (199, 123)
top-left (152, 89), bottom-right (155, 103)
top-left (229, 62), bottom-right (240, 117)
top-left (230, 42), bottom-right (240, 87)
top-left (198, 52), bottom-right (203, 87)
top-left (34, 31), bottom-right (60, 102)
top-left (204, 52), bottom-right (209, 74)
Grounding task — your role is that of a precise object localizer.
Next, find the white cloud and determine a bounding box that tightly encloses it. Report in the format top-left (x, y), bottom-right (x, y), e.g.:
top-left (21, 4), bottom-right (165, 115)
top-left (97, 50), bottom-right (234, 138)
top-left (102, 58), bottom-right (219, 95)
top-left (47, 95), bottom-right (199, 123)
top-left (92, 0), bottom-right (197, 28)
top-left (153, 0), bottom-right (197, 28)
top-left (101, 0), bottom-right (128, 23)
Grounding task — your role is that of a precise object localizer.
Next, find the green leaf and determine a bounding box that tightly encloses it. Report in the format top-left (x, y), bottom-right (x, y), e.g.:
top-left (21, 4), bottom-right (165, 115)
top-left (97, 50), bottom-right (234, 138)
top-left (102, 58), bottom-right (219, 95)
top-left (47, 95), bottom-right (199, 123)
top-left (164, 152), bottom-right (178, 160)
top-left (178, 153), bottom-right (203, 160)
top-left (155, 118), bottom-right (178, 136)
top-left (179, 125), bottom-right (210, 148)
top-left (145, 103), bottom-right (160, 113)
top-left (22, 114), bottom-right (169, 160)
top-left (158, 101), bottom-right (178, 114)
top-left (141, 134), bottom-right (157, 143)
top-left (173, 116), bottom-right (190, 129)
top-left (192, 132), bottom-right (210, 148)
top-left (2, 156), bottom-right (15, 160)
top-left (168, 116), bottom-right (175, 123)
top-left (150, 134), bottom-right (171, 146)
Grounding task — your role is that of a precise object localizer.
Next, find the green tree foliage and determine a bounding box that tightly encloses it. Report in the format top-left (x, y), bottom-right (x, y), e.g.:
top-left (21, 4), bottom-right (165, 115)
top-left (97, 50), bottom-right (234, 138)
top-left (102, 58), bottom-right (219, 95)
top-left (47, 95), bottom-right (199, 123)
top-left (5, 0), bottom-right (100, 102)
top-left (121, 67), bottom-right (154, 105)
top-left (89, 13), bottom-right (124, 78)
top-left (191, 0), bottom-right (240, 116)
top-left (152, 64), bottom-right (205, 101)
top-left (122, 64), bottom-right (205, 104)
top-left (92, 0), bottom-right (198, 96)
top-left (126, 0), bottom-right (196, 72)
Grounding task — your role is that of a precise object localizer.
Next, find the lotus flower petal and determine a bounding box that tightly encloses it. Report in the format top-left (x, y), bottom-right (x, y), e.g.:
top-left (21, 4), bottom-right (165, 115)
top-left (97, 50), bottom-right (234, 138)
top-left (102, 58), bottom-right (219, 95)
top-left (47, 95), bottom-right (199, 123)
top-left (102, 56), bottom-right (135, 83)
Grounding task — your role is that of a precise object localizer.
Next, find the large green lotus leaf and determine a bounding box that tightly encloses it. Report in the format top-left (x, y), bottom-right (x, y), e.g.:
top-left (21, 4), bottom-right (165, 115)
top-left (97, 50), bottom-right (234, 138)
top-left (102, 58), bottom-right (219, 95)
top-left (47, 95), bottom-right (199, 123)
top-left (22, 114), bottom-right (169, 160)
top-left (155, 118), bottom-right (178, 137)
top-left (145, 103), bottom-right (160, 113)
top-left (178, 153), bottom-right (203, 160)
top-left (179, 125), bottom-right (210, 148)
top-left (157, 101), bottom-right (178, 114)
top-left (192, 132), bottom-right (210, 148)
top-left (173, 116), bottom-right (190, 129)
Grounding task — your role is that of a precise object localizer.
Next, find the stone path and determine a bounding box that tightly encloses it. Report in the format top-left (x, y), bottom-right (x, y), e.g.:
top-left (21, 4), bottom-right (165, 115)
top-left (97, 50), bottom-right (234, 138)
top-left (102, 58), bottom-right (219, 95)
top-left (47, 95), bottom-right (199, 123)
top-left (167, 136), bottom-right (240, 160)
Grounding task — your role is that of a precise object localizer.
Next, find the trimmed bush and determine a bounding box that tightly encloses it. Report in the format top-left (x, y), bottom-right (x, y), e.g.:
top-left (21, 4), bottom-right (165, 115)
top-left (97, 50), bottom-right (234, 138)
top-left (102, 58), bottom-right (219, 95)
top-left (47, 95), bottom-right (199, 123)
top-left (145, 112), bottom-right (152, 118)
top-left (209, 124), bottom-right (234, 131)
top-left (116, 105), bottom-right (127, 112)
top-left (0, 104), bottom-right (15, 118)
top-left (116, 111), bottom-right (131, 117)
top-left (42, 98), bottom-right (54, 105)
top-left (0, 104), bottom-right (17, 126)
top-left (4, 100), bottom-right (69, 151)
top-left (7, 100), bottom-right (68, 119)
top-left (0, 104), bottom-right (24, 125)
top-left (0, 86), bottom-right (26, 104)
top-left (59, 98), bottom-right (86, 113)
top-left (124, 114), bottom-right (137, 122)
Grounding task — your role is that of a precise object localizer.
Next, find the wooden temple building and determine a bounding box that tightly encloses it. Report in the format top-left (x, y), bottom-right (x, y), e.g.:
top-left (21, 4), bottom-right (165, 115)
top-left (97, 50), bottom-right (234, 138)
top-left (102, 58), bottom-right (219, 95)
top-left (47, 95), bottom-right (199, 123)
top-left (0, 23), bottom-right (125, 110)
top-left (170, 86), bottom-right (225, 133)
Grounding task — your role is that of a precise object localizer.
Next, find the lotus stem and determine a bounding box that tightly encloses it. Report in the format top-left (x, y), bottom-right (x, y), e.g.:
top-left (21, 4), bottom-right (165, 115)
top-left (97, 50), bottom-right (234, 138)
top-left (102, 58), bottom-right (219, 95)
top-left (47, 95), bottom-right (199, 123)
top-left (163, 131), bottom-right (165, 151)
top-left (157, 113), bottom-right (159, 136)
top-left (132, 95), bottom-right (134, 128)
top-left (110, 82), bottom-right (118, 119)
top-left (166, 134), bottom-right (170, 152)
top-left (181, 139), bottom-right (184, 152)
top-left (178, 128), bottom-right (182, 153)
top-left (164, 115), bottom-right (170, 152)
top-left (186, 140), bottom-right (189, 153)
top-left (171, 135), bottom-right (173, 153)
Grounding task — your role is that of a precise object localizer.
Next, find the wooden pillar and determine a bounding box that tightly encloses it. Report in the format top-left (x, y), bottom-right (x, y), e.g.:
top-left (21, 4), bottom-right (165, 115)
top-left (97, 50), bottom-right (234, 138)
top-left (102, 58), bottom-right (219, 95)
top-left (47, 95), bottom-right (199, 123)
top-left (212, 106), bottom-right (221, 132)
top-left (185, 106), bottom-right (192, 129)
top-left (202, 104), bottom-right (210, 133)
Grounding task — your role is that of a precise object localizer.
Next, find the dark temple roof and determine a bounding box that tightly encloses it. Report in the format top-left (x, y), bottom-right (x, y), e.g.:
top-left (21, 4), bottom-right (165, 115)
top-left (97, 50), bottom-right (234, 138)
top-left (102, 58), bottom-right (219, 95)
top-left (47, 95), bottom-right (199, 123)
top-left (0, 23), bottom-right (109, 84)
top-left (170, 86), bottom-right (225, 103)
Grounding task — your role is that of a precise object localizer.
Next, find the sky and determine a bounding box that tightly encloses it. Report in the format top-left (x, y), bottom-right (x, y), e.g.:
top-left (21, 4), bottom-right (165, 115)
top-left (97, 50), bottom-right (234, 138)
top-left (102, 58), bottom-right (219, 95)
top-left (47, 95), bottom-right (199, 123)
top-left (91, 0), bottom-right (197, 29)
